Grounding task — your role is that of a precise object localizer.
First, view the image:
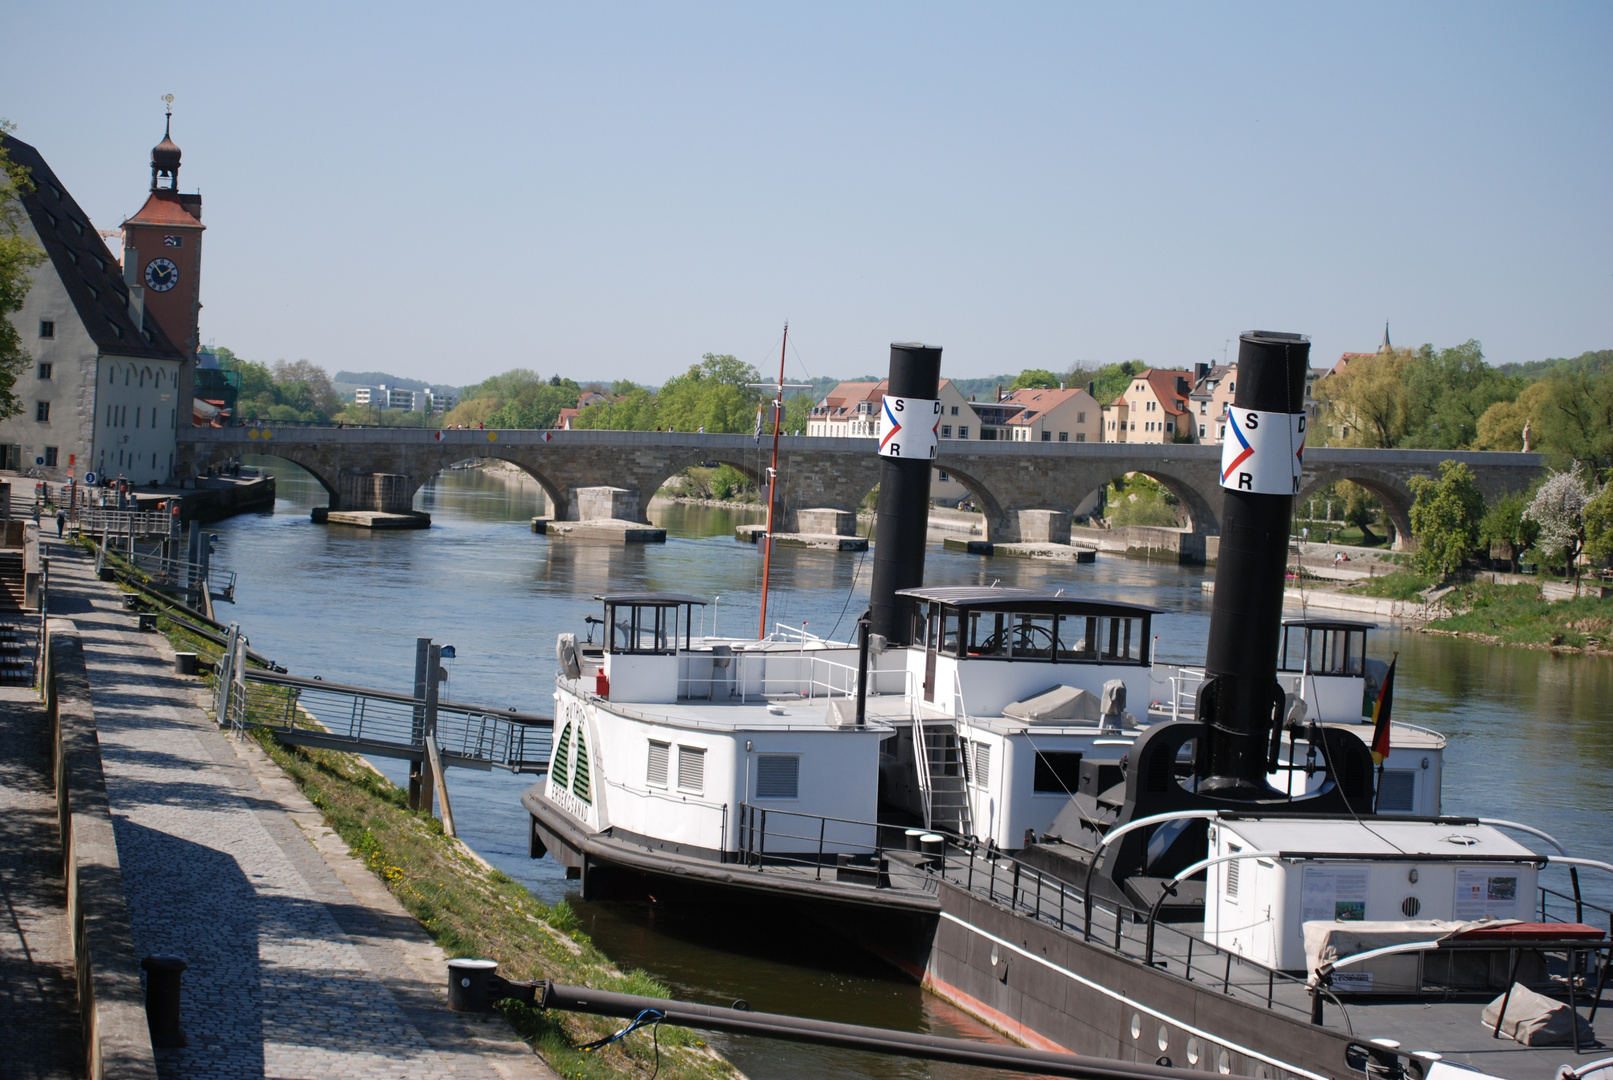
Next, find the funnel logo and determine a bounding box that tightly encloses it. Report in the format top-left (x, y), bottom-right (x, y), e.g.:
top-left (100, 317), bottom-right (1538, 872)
top-left (1219, 407), bottom-right (1306, 494)
top-left (878, 396), bottom-right (941, 460)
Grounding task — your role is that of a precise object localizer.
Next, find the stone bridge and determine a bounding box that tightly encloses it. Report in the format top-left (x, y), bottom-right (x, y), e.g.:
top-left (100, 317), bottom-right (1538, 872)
top-left (178, 427), bottom-right (1543, 548)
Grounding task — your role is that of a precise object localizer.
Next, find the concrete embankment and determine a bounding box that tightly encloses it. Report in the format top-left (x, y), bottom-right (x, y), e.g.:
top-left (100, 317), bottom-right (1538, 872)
top-left (129, 474), bottom-right (276, 523)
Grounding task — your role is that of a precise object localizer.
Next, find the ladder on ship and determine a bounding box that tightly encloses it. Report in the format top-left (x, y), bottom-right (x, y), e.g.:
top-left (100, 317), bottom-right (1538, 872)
top-left (912, 715), bottom-right (973, 836)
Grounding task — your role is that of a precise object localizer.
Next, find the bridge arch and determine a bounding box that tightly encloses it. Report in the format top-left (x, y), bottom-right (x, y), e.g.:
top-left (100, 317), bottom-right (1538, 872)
top-left (1067, 466), bottom-right (1219, 536)
top-left (919, 463), bottom-right (1010, 542)
top-left (219, 449), bottom-right (340, 503)
top-left (1298, 466), bottom-right (1414, 550)
top-left (410, 455), bottom-right (567, 518)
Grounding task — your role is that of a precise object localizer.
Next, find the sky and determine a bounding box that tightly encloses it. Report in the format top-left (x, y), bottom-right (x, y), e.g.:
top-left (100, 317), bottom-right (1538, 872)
top-left (4, 3), bottom-right (1610, 388)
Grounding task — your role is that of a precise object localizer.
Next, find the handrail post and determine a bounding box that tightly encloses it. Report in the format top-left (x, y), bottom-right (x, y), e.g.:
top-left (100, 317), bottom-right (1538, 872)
top-left (817, 816), bottom-right (826, 881)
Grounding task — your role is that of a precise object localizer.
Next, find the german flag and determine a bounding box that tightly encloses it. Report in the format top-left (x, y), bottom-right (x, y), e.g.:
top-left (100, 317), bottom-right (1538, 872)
top-left (1369, 655), bottom-right (1397, 766)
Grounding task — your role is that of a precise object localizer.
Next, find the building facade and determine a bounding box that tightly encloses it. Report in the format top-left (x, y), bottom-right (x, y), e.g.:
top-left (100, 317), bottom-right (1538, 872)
top-left (1104, 368), bottom-right (1192, 443)
top-left (1, 130), bottom-right (189, 485)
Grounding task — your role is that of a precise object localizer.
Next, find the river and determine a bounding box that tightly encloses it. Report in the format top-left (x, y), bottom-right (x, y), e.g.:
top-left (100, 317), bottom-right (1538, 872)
top-left (215, 458), bottom-right (1612, 1078)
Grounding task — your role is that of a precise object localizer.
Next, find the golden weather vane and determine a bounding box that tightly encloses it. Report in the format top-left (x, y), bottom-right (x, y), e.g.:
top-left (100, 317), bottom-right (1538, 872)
top-left (162, 93), bottom-right (174, 117)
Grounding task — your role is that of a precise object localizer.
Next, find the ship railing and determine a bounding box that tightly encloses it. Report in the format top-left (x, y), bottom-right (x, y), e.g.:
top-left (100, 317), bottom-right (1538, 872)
top-left (735, 804), bottom-right (941, 892)
top-left (676, 650), bottom-right (910, 705)
top-left (945, 842), bottom-right (1352, 1032)
top-left (234, 669), bottom-right (553, 773)
top-left (1163, 665), bottom-right (1205, 722)
top-left (1540, 884), bottom-right (1613, 935)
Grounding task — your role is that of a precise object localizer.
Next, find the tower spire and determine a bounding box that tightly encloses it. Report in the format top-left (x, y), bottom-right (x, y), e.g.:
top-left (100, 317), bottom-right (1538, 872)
top-left (1380, 321), bottom-right (1391, 353)
top-left (151, 94), bottom-right (181, 191)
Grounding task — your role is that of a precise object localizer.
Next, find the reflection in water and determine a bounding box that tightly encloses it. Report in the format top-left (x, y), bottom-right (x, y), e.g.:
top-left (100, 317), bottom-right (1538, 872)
top-left (226, 456), bottom-right (1613, 1076)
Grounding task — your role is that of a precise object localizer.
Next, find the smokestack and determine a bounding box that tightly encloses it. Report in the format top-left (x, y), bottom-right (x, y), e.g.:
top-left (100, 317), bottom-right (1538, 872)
top-left (1195, 331), bottom-right (1309, 799)
top-left (867, 343), bottom-right (943, 646)
top-left (1087, 380), bottom-right (1095, 398)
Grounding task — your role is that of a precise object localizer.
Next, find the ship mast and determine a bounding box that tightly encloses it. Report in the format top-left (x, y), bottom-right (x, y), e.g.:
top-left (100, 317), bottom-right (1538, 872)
top-left (757, 323), bottom-right (789, 639)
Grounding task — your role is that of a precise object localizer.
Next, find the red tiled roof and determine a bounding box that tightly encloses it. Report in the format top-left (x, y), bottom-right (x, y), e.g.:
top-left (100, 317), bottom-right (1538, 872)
top-left (123, 190), bottom-right (204, 230)
top-left (1110, 369), bottom-right (1191, 415)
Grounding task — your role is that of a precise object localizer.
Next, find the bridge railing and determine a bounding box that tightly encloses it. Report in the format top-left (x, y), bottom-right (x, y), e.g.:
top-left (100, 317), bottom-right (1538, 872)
top-left (235, 668), bottom-right (552, 773)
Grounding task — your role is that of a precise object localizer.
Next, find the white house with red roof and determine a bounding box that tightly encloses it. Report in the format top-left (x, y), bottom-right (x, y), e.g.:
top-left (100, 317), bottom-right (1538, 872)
top-left (1103, 368), bottom-right (1193, 443)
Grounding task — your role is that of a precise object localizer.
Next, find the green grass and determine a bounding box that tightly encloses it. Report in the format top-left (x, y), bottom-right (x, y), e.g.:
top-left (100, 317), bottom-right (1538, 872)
top-left (1427, 581), bottom-right (1613, 648)
top-left (1343, 570), bottom-right (1437, 600)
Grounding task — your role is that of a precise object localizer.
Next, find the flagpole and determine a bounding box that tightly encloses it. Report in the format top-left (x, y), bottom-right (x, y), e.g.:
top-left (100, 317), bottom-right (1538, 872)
top-left (1370, 651), bottom-right (1399, 813)
top-left (757, 323), bottom-right (788, 639)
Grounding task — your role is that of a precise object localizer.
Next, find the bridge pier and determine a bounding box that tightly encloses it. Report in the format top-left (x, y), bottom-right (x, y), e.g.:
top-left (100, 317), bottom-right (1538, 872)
top-left (311, 472), bottom-right (430, 529)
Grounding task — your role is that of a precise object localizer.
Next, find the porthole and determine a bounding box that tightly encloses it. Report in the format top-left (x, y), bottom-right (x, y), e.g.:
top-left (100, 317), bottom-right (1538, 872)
top-left (1187, 1037), bottom-right (1201, 1065)
top-left (1158, 1025), bottom-right (1170, 1052)
top-left (1130, 1013), bottom-right (1141, 1040)
top-left (1218, 1048), bottom-right (1232, 1074)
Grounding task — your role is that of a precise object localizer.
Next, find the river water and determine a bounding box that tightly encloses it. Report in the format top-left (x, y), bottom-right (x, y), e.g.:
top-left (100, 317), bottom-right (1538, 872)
top-left (217, 458), bottom-right (1612, 1078)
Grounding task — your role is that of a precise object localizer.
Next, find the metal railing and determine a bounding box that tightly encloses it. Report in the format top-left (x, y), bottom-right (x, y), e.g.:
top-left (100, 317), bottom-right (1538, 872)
top-left (671, 647), bottom-right (910, 705)
top-left (735, 804), bottom-right (939, 891)
top-left (77, 507), bottom-right (174, 536)
top-left (231, 667), bottom-right (552, 773)
top-left (950, 842), bottom-right (1351, 1031)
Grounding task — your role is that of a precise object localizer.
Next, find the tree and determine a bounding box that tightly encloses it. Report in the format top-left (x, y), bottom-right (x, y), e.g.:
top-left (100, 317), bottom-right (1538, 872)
top-left (1582, 479), bottom-right (1613, 570)
top-left (655, 353), bottom-right (763, 433)
top-left (0, 124), bottom-right (46, 420)
top-left (1067, 360), bottom-right (1142, 404)
top-left (440, 397), bottom-right (500, 428)
top-left (1477, 489), bottom-right (1539, 570)
top-left (271, 359), bottom-right (341, 417)
top-left (1407, 461), bottom-right (1486, 579)
top-left (1533, 363), bottom-right (1613, 472)
top-left (485, 377), bottom-right (582, 429)
top-left (1476, 380), bottom-right (1552, 451)
top-left (571, 384), bottom-right (659, 431)
top-left (782, 392), bottom-right (813, 434)
top-left (1314, 348), bottom-right (1411, 447)
top-left (1009, 368), bottom-right (1061, 391)
top-left (1524, 469), bottom-right (1591, 579)
top-left (1401, 340), bottom-right (1518, 450)
top-left (1335, 481), bottom-right (1383, 545)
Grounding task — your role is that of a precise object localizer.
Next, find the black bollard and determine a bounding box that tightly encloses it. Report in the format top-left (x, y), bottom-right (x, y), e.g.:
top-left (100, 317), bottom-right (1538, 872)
top-left (141, 954), bottom-right (188, 1048)
top-left (446, 958), bottom-right (540, 1011)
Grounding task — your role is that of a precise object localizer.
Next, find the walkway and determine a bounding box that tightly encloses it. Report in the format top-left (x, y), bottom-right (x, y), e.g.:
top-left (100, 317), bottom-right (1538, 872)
top-left (0, 682), bottom-right (84, 1080)
top-left (48, 541), bottom-right (555, 1080)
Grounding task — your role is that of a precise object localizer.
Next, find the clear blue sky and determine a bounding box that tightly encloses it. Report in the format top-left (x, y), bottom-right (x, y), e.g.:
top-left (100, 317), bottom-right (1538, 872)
top-left (5, 3), bottom-right (1609, 386)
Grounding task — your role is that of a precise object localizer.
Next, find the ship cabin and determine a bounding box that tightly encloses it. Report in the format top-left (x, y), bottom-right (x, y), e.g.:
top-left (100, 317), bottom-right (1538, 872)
top-left (895, 587), bottom-right (1166, 850)
top-left (551, 593), bottom-right (903, 865)
top-left (1268, 618), bottom-right (1444, 815)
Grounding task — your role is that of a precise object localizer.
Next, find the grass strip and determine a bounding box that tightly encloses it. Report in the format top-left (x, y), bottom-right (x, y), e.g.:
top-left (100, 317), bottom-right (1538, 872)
top-left (1424, 581), bottom-right (1612, 650)
top-left (1342, 569), bottom-right (1437, 600)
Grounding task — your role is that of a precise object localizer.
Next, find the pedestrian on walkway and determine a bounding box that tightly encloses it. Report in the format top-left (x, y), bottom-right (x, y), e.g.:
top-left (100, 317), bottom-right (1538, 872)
top-left (56, 510), bottom-right (65, 537)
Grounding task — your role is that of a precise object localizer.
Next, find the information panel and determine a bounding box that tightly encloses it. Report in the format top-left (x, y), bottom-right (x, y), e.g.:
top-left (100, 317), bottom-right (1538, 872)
top-left (1219, 406), bottom-right (1307, 494)
top-left (878, 396), bottom-right (941, 460)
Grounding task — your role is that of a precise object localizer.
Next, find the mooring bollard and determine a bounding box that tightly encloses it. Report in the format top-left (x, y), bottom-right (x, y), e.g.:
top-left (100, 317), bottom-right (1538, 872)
top-left (138, 613), bottom-right (158, 632)
top-left (446, 958), bottom-right (540, 1011)
top-left (141, 954), bottom-right (188, 1048)
top-left (174, 652), bottom-right (199, 676)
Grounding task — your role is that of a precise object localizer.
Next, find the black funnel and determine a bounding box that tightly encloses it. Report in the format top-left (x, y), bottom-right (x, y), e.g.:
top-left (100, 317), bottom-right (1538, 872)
top-left (867, 343), bottom-right (943, 646)
top-left (1195, 331), bottom-right (1310, 798)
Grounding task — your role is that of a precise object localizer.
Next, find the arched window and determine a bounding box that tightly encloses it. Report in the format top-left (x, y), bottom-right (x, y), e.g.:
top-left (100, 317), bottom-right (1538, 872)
top-left (156, 370), bottom-right (164, 388)
top-left (107, 365), bottom-right (117, 385)
top-left (124, 369), bottom-right (130, 386)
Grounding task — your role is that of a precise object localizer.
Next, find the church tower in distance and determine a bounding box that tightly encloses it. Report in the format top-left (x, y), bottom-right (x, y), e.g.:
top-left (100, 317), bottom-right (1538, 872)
top-left (121, 106), bottom-right (205, 423)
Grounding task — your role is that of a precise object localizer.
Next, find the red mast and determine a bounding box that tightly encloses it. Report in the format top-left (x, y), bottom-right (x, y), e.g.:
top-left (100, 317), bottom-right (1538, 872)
top-left (757, 323), bottom-right (789, 639)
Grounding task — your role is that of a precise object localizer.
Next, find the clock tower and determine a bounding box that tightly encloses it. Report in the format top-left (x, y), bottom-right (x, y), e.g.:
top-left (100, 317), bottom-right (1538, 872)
top-left (122, 107), bottom-right (205, 423)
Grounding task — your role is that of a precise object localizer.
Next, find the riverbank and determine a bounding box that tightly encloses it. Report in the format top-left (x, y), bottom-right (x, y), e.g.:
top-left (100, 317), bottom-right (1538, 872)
top-left (73, 538), bottom-right (739, 1080)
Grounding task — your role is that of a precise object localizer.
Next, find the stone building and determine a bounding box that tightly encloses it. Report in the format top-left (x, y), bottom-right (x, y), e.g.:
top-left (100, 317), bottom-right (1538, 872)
top-left (0, 126), bottom-right (191, 486)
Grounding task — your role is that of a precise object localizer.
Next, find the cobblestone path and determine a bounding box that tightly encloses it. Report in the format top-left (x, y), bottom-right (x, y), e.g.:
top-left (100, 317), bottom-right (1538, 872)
top-left (0, 680), bottom-right (85, 1080)
top-left (50, 544), bottom-right (553, 1080)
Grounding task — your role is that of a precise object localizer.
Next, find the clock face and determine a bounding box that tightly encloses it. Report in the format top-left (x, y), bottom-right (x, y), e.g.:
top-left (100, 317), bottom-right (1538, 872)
top-left (144, 257), bottom-right (179, 293)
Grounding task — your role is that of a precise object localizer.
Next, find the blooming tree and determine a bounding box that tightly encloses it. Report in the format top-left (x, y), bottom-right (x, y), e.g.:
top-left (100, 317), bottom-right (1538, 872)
top-left (1524, 468), bottom-right (1590, 579)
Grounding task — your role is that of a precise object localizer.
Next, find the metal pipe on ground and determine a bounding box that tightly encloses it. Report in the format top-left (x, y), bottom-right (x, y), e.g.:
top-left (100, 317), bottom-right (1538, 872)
top-left (533, 978), bottom-right (1209, 1079)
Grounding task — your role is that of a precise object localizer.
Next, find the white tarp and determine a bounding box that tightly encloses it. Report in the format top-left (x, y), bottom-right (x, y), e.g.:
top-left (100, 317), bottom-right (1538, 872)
top-left (1481, 983), bottom-right (1595, 1047)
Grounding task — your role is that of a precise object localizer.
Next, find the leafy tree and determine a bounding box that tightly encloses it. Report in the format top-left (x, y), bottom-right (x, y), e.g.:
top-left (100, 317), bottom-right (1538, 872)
top-left (1314, 348), bottom-right (1412, 447)
top-left (1581, 479), bottom-right (1613, 570)
top-left (440, 396), bottom-right (500, 428)
top-left (482, 378), bottom-right (581, 428)
top-left (1401, 340), bottom-right (1518, 450)
top-left (1476, 380), bottom-right (1552, 451)
top-left (783, 392), bottom-right (813, 435)
top-left (1009, 368), bottom-right (1062, 391)
top-left (1407, 461), bottom-right (1486, 579)
top-left (271, 359), bottom-right (342, 417)
top-left (571, 384), bottom-right (659, 430)
top-left (1335, 481), bottom-right (1383, 544)
top-left (0, 125), bottom-right (46, 420)
top-left (466, 368), bottom-right (546, 404)
top-left (1106, 473), bottom-right (1180, 528)
top-left (1477, 489), bottom-right (1539, 569)
top-left (1067, 360), bottom-right (1143, 404)
top-left (1533, 362), bottom-right (1613, 472)
top-left (1524, 469), bottom-right (1591, 579)
top-left (656, 353), bottom-right (763, 433)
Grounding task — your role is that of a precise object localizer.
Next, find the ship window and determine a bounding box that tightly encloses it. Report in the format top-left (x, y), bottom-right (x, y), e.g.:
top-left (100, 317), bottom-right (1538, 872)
top-left (755, 755), bottom-right (799, 799)
top-left (677, 745), bottom-right (705, 795)
top-left (1056, 615), bottom-right (1098, 660)
top-left (1033, 751), bottom-right (1082, 794)
top-left (1377, 769), bottom-right (1417, 813)
top-left (647, 740), bottom-right (670, 789)
top-left (552, 723), bottom-right (572, 788)
top-left (972, 742), bottom-right (991, 788)
top-left (1009, 614), bottom-right (1056, 659)
top-left (964, 612), bottom-right (1008, 657)
top-left (1225, 843), bottom-right (1241, 898)
top-left (1102, 617), bottom-right (1141, 662)
top-left (607, 602), bottom-right (684, 655)
top-left (572, 733), bottom-right (592, 803)
top-left (939, 610), bottom-right (961, 655)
